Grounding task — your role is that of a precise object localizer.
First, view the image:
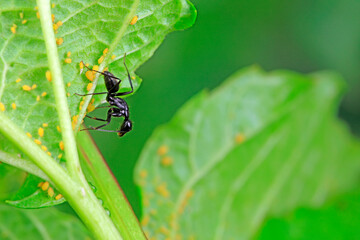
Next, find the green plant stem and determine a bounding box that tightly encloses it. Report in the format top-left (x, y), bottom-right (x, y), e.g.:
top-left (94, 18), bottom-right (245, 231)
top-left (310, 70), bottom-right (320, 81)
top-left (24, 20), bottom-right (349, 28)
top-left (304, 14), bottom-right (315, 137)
top-left (77, 131), bottom-right (146, 240)
top-left (36, 0), bottom-right (123, 239)
top-left (36, 0), bottom-right (79, 178)
top-left (0, 150), bottom-right (49, 181)
top-left (0, 111), bottom-right (121, 240)
top-left (74, 0), bottom-right (140, 133)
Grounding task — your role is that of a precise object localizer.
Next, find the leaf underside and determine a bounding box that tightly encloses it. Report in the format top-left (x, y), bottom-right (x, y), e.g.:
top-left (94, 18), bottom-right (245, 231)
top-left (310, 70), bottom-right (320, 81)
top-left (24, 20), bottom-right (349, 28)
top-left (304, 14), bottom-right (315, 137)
top-left (134, 67), bottom-right (360, 240)
top-left (0, 204), bottom-right (92, 239)
top-left (0, 0), bottom-right (196, 208)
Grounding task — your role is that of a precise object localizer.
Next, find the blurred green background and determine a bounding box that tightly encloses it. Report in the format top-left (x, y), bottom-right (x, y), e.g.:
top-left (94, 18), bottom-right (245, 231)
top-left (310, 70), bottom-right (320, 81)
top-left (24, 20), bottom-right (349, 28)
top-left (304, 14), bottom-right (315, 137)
top-left (86, 0), bottom-right (360, 217)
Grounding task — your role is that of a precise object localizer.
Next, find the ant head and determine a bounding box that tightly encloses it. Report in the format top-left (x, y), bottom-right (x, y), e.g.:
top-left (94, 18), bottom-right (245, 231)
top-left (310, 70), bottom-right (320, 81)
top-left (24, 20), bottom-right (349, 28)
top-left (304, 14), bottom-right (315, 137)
top-left (118, 119), bottom-right (132, 137)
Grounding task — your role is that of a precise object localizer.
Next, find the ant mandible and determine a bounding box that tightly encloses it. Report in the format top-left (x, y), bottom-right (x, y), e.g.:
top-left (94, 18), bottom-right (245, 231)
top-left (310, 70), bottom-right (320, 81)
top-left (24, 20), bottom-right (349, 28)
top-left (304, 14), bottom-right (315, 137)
top-left (76, 53), bottom-right (134, 137)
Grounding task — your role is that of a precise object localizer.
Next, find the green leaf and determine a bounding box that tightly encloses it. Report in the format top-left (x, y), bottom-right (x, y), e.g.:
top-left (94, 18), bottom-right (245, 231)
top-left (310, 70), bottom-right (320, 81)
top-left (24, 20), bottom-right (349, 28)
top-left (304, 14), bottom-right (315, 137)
top-left (134, 67), bottom-right (360, 239)
top-left (6, 174), bottom-right (65, 208)
top-left (0, 0), bottom-right (196, 208)
top-left (257, 189), bottom-right (360, 239)
top-left (0, 204), bottom-right (92, 239)
top-left (0, 164), bottom-right (26, 200)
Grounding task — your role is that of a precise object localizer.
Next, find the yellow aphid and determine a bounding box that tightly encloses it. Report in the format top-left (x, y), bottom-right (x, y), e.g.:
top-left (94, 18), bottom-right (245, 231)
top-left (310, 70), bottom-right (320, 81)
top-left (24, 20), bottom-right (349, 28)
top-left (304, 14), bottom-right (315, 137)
top-left (79, 61), bottom-right (84, 70)
top-left (36, 95), bottom-right (40, 101)
top-left (92, 65), bottom-right (99, 71)
top-left (179, 190), bottom-right (194, 214)
top-left (47, 151), bottom-right (51, 156)
top-left (139, 170), bottom-right (148, 178)
top-left (26, 132), bottom-right (32, 138)
top-left (87, 103), bottom-right (95, 113)
top-left (48, 187), bottom-right (54, 197)
top-left (22, 20), bottom-right (27, 24)
top-left (41, 92), bottom-right (47, 97)
top-left (87, 83), bottom-right (93, 91)
top-left (22, 85), bottom-right (32, 91)
top-left (111, 55), bottom-right (116, 60)
top-left (36, 12), bottom-right (40, 19)
top-left (131, 76), bottom-right (136, 80)
top-left (34, 139), bottom-right (42, 145)
top-left (51, 14), bottom-right (55, 23)
top-left (56, 38), bottom-right (63, 45)
top-left (141, 215), bottom-right (150, 227)
top-left (104, 67), bottom-right (108, 71)
top-left (161, 156), bottom-right (173, 167)
top-left (31, 84), bottom-right (37, 89)
top-left (42, 123), bottom-right (48, 127)
top-left (11, 103), bottom-right (16, 110)
top-left (41, 181), bottom-right (49, 191)
top-left (0, 102), bottom-right (4, 112)
top-left (20, 12), bottom-right (24, 19)
top-left (85, 71), bottom-right (94, 81)
top-left (79, 100), bottom-right (84, 107)
top-left (56, 125), bottom-right (61, 132)
top-left (67, 51), bottom-right (71, 57)
top-left (67, 92), bottom-right (70, 97)
top-left (56, 21), bottom-right (63, 27)
top-left (38, 127), bottom-right (44, 137)
top-left (52, 3), bottom-right (56, 8)
top-left (10, 26), bottom-right (16, 34)
top-left (16, 78), bottom-right (21, 83)
top-left (37, 182), bottom-right (43, 187)
top-left (235, 133), bottom-right (245, 144)
top-left (130, 15), bottom-right (138, 25)
top-left (46, 70), bottom-right (52, 81)
top-left (55, 194), bottom-right (63, 200)
top-left (72, 115), bottom-right (78, 129)
top-left (67, 82), bottom-right (71, 87)
top-left (156, 183), bottom-right (170, 198)
top-left (59, 141), bottom-right (64, 151)
top-left (58, 153), bottom-right (62, 159)
top-left (103, 48), bottom-right (109, 55)
top-left (53, 23), bottom-right (58, 31)
top-left (64, 58), bottom-right (72, 64)
top-left (98, 55), bottom-right (104, 64)
top-left (159, 226), bottom-right (170, 235)
top-left (34, 6), bottom-right (38, 10)
top-left (41, 145), bottom-right (47, 151)
top-left (157, 145), bottom-right (168, 156)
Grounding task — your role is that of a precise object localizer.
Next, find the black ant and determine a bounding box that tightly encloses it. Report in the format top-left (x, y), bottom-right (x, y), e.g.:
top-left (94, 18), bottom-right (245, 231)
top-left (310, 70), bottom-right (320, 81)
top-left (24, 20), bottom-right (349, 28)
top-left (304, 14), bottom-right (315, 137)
top-left (76, 54), bottom-right (134, 137)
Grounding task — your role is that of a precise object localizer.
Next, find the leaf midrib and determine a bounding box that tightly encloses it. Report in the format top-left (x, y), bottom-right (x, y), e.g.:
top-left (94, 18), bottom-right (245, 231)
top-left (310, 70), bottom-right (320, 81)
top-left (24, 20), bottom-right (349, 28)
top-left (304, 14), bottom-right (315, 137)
top-left (169, 80), bottom-right (314, 238)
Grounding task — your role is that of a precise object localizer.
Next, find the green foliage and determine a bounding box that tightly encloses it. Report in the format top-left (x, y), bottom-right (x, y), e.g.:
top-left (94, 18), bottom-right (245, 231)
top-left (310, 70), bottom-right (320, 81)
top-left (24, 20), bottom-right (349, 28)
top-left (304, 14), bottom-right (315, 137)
top-left (0, 0), bottom-right (196, 209)
top-left (135, 67), bottom-right (360, 239)
top-left (257, 189), bottom-right (360, 239)
top-left (0, 204), bottom-right (92, 239)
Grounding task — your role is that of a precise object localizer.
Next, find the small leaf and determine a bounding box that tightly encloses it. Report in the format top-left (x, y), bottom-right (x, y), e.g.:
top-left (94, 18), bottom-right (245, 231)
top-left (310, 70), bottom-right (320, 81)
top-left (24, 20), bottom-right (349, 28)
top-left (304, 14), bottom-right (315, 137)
top-left (257, 189), bottom-right (360, 239)
top-left (6, 175), bottom-right (65, 208)
top-left (0, 0), bottom-right (196, 208)
top-left (0, 204), bottom-right (92, 239)
top-left (134, 67), bottom-right (360, 239)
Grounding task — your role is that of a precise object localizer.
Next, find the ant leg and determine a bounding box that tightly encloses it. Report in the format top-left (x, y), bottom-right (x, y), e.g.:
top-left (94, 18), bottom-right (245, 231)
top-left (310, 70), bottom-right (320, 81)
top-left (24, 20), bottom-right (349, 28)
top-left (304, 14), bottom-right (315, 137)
top-left (81, 109), bottom-right (112, 131)
top-left (75, 92), bottom-right (108, 96)
top-left (85, 115), bottom-right (107, 122)
top-left (115, 53), bottom-right (134, 96)
top-left (81, 61), bottom-right (120, 80)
